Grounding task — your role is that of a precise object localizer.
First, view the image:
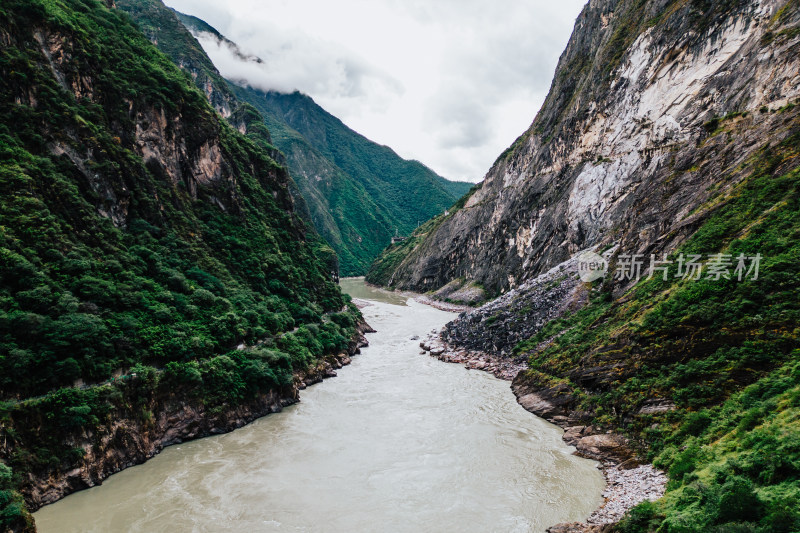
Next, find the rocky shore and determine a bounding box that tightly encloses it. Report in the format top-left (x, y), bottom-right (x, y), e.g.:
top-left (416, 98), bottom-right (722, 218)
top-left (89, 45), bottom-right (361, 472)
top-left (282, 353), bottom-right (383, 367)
top-left (419, 330), bottom-right (525, 380)
top-left (417, 328), bottom-right (667, 532)
top-left (412, 294), bottom-right (474, 313)
top-left (21, 321), bottom-right (374, 512)
top-left (359, 278), bottom-right (475, 313)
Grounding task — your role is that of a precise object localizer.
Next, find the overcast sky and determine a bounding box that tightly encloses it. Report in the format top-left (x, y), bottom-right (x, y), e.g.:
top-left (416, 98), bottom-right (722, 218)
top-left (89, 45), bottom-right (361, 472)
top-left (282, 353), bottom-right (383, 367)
top-left (163, 0), bottom-right (586, 183)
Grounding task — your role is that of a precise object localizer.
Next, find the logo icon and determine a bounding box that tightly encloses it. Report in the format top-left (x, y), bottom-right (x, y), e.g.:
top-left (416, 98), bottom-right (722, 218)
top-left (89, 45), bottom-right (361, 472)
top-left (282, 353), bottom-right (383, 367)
top-left (576, 251), bottom-right (607, 282)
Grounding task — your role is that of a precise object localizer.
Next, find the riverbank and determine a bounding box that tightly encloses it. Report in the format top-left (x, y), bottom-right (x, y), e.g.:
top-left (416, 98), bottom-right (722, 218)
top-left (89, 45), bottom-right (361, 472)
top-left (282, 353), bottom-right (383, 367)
top-left (345, 277), bottom-right (475, 313)
top-left (35, 283), bottom-right (605, 532)
top-left (16, 320), bottom-right (373, 516)
top-left (411, 294), bottom-right (473, 313)
top-left (417, 329), bottom-right (667, 532)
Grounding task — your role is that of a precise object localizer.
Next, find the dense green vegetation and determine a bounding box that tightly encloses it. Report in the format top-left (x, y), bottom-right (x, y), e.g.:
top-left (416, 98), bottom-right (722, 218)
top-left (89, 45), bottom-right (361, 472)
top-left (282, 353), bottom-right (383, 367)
top-left (233, 86), bottom-right (401, 277)
top-left (0, 0), bottom-right (359, 528)
top-left (515, 118), bottom-right (800, 531)
top-left (367, 183), bottom-right (482, 287)
top-left (0, 464), bottom-right (32, 532)
top-left (231, 87), bottom-right (472, 276)
top-left (116, 0), bottom-right (224, 93)
top-left (251, 89), bottom-right (472, 231)
top-left (135, 5), bottom-right (471, 276)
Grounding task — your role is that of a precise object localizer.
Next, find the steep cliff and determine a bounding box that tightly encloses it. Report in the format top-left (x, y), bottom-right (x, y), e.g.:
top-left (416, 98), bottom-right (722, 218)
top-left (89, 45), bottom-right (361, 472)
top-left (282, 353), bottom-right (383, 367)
top-left (122, 2), bottom-right (472, 276)
top-left (372, 0), bottom-right (800, 530)
top-left (0, 0), bottom-right (362, 529)
top-left (113, 0), bottom-right (321, 231)
top-left (369, 0), bottom-right (800, 296)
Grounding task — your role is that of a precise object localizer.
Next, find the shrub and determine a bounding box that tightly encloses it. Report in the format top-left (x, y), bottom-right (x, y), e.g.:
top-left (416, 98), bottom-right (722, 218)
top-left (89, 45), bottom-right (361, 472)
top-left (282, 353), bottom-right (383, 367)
top-left (189, 288), bottom-right (217, 308)
top-left (617, 500), bottom-right (661, 533)
top-left (714, 476), bottom-right (763, 524)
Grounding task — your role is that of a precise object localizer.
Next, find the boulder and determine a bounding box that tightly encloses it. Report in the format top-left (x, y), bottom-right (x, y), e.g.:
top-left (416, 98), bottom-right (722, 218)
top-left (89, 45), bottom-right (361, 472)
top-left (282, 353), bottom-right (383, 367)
top-left (517, 393), bottom-right (566, 419)
top-left (575, 434), bottom-right (635, 463)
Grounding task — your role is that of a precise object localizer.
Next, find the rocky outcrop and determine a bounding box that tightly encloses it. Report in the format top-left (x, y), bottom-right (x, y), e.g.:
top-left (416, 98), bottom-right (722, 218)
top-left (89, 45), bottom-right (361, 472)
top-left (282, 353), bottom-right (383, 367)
top-left (375, 0), bottom-right (800, 296)
top-left (21, 21), bottom-right (294, 232)
top-left (134, 105), bottom-right (230, 201)
top-left (20, 321), bottom-right (371, 512)
top-left (431, 278), bottom-right (487, 305)
top-left (439, 251), bottom-right (603, 357)
top-left (419, 331), bottom-right (526, 380)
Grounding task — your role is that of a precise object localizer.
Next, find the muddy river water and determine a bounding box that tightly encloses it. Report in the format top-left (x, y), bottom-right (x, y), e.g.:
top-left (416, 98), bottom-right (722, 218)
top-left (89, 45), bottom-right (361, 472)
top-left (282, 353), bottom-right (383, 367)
top-left (34, 278), bottom-right (604, 532)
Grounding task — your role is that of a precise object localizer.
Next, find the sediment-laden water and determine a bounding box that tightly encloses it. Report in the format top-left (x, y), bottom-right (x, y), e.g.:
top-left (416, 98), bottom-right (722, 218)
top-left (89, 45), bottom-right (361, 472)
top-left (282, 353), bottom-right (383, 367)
top-left (34, 278), bottom-right (604, 533)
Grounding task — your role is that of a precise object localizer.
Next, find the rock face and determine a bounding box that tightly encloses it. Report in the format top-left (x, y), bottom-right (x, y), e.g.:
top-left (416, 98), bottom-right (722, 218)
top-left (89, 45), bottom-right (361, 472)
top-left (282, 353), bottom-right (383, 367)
top-left (130, 2), bottom-right (473, 277)
top-left (21, 23), bottom-right (294, 234)
top-left (419, 330), bottom-right (527, 380)
top-left (431, 278), bottom-right (487, 305)
top-left (116, 0), bottom-right (289, 174)
top-left (439, 252), bottom-right (597, 357)
top-left (373, 0), bottom-right (800, 297)
top-left (574, 434), bottom-right (635, 464)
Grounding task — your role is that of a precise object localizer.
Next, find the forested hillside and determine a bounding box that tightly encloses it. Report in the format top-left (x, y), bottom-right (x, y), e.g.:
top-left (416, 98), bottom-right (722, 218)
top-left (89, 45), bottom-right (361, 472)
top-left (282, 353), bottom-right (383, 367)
top-left (173, 10), bottom-right (473, 275)
top-left (0, 0), bottom-right (359, 529)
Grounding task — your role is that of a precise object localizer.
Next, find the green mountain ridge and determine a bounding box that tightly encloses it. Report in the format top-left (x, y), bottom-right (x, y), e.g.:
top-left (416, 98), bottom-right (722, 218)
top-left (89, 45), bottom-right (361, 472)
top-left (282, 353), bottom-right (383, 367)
top-left (231, 86), bottom-right (472, 275)
top-left (0, 0), bottom-right (360, 529)
top-left (168, 8), bottom-right (472, 275)
top-left (228, 86), bottom-right (406, 276)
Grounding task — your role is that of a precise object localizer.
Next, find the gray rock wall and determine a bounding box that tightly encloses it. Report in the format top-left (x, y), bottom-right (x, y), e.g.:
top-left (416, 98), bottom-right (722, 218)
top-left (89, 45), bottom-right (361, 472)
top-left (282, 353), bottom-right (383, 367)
top-left (379, 0), bottom-right (800, 296)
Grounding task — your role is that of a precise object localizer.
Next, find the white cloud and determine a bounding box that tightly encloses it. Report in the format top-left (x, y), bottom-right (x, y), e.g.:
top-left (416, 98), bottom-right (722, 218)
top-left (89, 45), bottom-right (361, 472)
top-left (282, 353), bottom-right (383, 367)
top-left (164, 0), bottom-right (586, 182)
top-left (195, 31), bottom-right (403, 102)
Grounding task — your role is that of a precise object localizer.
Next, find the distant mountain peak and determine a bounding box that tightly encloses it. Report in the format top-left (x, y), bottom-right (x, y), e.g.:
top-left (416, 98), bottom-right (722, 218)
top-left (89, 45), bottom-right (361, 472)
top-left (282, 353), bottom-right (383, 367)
top-left (127, 1), bottom-right (471, 275)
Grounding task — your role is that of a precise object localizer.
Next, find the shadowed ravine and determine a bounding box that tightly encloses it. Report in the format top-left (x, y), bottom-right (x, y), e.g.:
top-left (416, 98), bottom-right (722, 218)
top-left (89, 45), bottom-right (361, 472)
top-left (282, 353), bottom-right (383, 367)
top-left (33, 279), bottom-right (604, 533)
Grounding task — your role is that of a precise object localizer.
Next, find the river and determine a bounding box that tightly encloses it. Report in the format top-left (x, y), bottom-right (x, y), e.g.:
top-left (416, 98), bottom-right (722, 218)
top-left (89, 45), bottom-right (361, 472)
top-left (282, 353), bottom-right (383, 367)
top-left (34, 278), bottom-right (604, 533)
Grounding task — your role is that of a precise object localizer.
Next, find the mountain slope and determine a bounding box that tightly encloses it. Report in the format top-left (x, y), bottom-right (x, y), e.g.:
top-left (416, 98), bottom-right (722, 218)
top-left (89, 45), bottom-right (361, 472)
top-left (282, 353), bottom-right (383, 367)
top-left (247, 88), bottom-right (470, 232)
top-left (172, 12), bottom-right (472, 275)
top-left (370, 0), bottom-right (800, 530)
top-left (0, 0), bottom-right (360, 529)
top-left (113, 0), bottom-right (240, 120)
top-left (119, 0), bottom-right (393, 273)
top-left (369, 0), bottom-right (800, 296)
top-left (228, 86), bottom-right (403, 276)
top-left (111, 0), bottom-right (326, 239)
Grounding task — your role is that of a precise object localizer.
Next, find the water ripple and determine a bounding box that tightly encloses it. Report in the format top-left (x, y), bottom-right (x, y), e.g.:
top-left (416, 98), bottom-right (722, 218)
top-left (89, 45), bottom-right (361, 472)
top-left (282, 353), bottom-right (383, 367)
top-left (35, 281), bottom-right (604, 533)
